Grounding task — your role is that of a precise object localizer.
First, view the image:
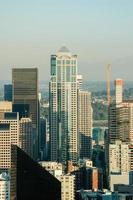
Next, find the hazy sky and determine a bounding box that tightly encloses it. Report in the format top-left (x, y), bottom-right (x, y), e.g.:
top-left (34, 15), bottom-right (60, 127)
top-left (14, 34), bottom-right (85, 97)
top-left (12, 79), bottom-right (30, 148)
top-left (0, 0), bottom-right (133, 81)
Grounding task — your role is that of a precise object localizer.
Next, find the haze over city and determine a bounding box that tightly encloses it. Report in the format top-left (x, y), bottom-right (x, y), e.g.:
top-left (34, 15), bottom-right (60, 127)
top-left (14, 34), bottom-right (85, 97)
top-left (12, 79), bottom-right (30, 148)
top-left (0, 0), bottom-right (133, 81)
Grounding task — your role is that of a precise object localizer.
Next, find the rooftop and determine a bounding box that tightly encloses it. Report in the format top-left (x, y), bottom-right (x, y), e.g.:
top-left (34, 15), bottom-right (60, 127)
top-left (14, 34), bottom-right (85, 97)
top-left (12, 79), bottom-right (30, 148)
top-left (58, 46), bottom-right (70, 53)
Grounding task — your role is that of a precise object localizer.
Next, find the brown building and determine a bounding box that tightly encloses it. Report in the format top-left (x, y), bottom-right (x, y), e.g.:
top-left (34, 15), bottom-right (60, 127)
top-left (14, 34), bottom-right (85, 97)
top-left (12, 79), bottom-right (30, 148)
top-left (12, 68), bottom-right (39, 159)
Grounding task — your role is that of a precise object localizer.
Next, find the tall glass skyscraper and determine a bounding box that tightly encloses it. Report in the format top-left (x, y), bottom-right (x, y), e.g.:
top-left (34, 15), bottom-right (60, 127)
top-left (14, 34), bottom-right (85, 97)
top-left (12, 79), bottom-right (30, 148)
top-left (12, 68), bottom-right (39, 160)
top-left (49, 47), bottom-right (78, 165)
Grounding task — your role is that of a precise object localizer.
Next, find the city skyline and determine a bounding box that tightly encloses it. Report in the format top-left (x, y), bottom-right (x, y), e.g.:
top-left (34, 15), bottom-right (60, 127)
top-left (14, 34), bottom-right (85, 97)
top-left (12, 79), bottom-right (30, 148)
top-left (1, 1), bottom-right (133, 199)
top-left (0, 0), bottom-right (133, 81)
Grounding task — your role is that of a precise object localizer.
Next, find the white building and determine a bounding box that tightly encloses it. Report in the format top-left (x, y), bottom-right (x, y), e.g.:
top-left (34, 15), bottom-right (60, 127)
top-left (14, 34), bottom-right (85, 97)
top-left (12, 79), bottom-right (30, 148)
top-left (79, 91), bottom-right (92, 159)
top-left (109, 140), bottom-right (129, 174)
top-left (58, 174), bottom-right (75, 200)
top-left (115, 79), bottom-right (123, 104)
top-left (77, 74), bottom-right (83, 89)
top-left (0, 173), bottom-right (10, 200)
top-left (50, 46), bottom-right (78, 164)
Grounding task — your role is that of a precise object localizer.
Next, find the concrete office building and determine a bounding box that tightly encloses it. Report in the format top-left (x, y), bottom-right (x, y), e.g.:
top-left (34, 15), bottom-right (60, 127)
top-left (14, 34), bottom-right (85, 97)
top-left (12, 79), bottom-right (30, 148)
top-left (109, 101), bottom-right (133, 144)
top-left (77, 74), bottom-right (83, 89)
top-left (19, 117), bottom-right (33, 158)
top-left (108, 79), bottom-right (133, 143)
top-left (109, 140), bottom-right (129, 174)
top-left (129, 145), bottom-right (133, 171)
top-left (109, 79), bottom-right (123, 143)
top-left (58, 175), bottom-right (75, 200)
top-left (0, 112), bottom-right (19, 169)
top-left (49, 47), bottom-right (78, 165)
top-left (79, 91), bottom-right (92, 159)
top-left (0, 101), bottom-right (12, 112)
top-left (115, 79), bottom-right (123, 104)
top-left (0, 173), bottom-right (10, 200)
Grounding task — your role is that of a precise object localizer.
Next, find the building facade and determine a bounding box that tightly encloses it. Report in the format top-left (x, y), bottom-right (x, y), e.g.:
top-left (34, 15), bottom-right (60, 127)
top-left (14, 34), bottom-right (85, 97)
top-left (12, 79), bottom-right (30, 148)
top-left (109, 140), bottom-right (129, 174)
top-left (12, 68), bottom-right (39, 159)
top-left (58, 175), bottom-right (75, 200)
top-left (49, 47), bottom-right (78, 165)
top-left (11, 145), bottom-right (61, 200)
top-left (4, 84), bottom-right (12, 102)
top-left (78, 91), bottom-right (92, 159)
top-left (19, 117), bottom-right (33, 158)
top-left (0, 112), bottom-right (19, 169)
top-left (0, 173), bottom-right (10, 200)
top-left (0, 101), bottom-right (12, 113)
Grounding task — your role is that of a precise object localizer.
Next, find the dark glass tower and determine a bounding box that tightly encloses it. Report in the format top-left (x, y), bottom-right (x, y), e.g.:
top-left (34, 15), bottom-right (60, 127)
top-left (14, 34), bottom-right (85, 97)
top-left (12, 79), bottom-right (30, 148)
top-left (12, 68), bottom-right (39, 159)
top-left (4, 84), bottom-right (12, 101)
top-left (11, 145), bottom-right (61, 200)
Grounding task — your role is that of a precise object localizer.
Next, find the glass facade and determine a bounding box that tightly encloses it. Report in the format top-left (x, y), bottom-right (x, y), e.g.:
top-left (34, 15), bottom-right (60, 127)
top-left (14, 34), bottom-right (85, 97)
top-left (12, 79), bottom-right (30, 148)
top-left (50, 47), bottom-right (78, 165)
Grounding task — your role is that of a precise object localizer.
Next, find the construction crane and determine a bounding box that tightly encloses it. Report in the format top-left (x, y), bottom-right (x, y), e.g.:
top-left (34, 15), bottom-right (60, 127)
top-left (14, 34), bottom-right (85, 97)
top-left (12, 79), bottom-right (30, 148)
top-left (107, 64), bottom-right (111, 106)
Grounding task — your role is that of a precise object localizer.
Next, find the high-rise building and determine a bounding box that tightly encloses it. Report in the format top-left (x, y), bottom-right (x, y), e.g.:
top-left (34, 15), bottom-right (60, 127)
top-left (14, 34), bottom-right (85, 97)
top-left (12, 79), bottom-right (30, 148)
top-left (79, 91), bottom-right (92, 159)
top-left (49, 47), bottom-right (78, 165)
top-left (115, 79), bottom-right (123, 104)
top-left (0, 173), bottom-right (10, 200)
top-left (77, 75), bottom-right (83, 89)
top-left (109, 140), bottom-right (129, 174)
top-left (108, 79), bottom-right (132, 143)
top-left (58, 175), bottom-right (75, 200)
top-left (0, 112), bottom-right (19, 169)
top-left (4, 84), bottom-right (12, 102)
top-left (12, 68), bottom-right (39, 159)
top-left (109, 79), bottom-right (123, 143)
top-left (19, 117), bottom-right (33, 158)
top-left (10, 145), bottom-right (61, 200)
top-left (129, 145), bottom-right (133, 171)
top-left (0, 101), bottom-right (12, 112)
top-left (109, 101), bottom-right (133, 143)
top-left (39, 117), bottom-right (49, 160)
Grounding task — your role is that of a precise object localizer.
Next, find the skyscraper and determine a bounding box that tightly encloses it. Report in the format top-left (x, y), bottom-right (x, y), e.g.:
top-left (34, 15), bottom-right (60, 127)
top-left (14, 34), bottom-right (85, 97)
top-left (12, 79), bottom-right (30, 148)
top-left (109, 79), bottom-right (133, 143)
top-left (109, 79), bottom-right (128, 143)
top-left (0, 112), bottom-right (19, 169)
top-left (19, 118), bottom-right (33, 158)
top-left (58, 175), bottom-right (75, 200)
top-left (12, 68), bottom-right (39, 159)
top-left (78, 91), bottom-right (92, 159)
top-left (49, 46), bottom-right (78, 165)
top-left (109, 140), bottom-right (129, 174)
top-left (115, 79), bottom-right (123, 104)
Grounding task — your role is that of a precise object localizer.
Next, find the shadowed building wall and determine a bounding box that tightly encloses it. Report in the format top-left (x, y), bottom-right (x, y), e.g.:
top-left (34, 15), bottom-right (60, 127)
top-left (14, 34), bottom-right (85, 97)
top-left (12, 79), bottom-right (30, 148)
top-left (11, 145), bottom-right (61, 200)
